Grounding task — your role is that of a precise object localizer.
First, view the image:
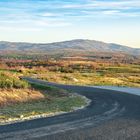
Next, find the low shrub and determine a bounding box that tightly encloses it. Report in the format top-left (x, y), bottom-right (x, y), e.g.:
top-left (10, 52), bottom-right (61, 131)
top-left (0, 72), bottom-right (29, 89)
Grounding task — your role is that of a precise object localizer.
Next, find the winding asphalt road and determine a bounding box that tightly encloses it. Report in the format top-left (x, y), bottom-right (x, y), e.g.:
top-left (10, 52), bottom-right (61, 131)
top-left (0, 77), bottom-right (140, 140)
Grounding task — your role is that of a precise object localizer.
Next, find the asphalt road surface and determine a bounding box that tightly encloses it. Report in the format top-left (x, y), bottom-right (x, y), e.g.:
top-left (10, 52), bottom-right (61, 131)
top-left (0, 77), bottom-right (140, 140)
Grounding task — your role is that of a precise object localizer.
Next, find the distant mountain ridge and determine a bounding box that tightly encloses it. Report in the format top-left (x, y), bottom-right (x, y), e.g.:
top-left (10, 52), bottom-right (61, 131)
top-left (0, 39), bottom-right (140, 56)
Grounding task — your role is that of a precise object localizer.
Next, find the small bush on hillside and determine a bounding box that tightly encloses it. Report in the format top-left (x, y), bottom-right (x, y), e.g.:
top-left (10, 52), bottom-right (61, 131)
top-left (0, 72), bottom-right (29, 89)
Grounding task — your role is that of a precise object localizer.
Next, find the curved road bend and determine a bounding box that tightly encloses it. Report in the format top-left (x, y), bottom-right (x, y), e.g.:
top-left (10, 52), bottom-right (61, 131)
top-left (0, 77), bottom-right (140, 140)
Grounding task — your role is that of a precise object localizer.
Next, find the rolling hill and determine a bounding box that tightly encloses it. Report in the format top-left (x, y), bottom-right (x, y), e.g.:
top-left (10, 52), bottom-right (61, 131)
top-left (0, 39), bottom-right (140, 56)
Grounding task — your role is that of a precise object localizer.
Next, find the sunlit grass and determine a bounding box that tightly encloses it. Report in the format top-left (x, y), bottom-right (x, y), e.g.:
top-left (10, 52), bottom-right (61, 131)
top-left (37, 63), bottom-right (140, 87)
top-left (0, 89), bottom-right (44, 107)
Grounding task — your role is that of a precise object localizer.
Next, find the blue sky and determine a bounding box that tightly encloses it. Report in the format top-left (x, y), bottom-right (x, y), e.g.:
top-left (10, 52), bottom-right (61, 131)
top-left (0, 0), bottom-right (140, 48)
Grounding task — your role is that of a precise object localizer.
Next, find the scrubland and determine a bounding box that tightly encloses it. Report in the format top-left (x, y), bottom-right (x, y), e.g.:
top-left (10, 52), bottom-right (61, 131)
top-left (18, 60), bottom-right (140, 87)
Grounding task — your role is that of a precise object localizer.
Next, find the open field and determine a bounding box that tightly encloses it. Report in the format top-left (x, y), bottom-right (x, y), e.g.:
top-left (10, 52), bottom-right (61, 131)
top-left (37, 69), bottom-right (140, 87)
top-left (0, 58), bottom-right (140, 87)
top-left (23, 60), bottom-right (140, 87)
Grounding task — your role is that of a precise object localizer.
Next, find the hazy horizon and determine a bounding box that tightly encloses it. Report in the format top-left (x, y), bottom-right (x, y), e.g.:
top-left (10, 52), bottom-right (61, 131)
top-left (0, 0), bottom-right (140, 48)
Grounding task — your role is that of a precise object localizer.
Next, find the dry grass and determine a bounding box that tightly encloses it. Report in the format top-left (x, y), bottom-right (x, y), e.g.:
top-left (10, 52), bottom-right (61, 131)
top-left (0, 84), bottom-right (86, 122)
top-left (0, 89), bottom-right (45, 107)
top-left (38, 70), bottom-right (140, 87)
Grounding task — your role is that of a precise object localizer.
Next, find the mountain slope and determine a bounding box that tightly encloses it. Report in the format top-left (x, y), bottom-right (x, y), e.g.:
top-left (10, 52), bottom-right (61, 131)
top-left (0, 39), bottom-right (139, 55)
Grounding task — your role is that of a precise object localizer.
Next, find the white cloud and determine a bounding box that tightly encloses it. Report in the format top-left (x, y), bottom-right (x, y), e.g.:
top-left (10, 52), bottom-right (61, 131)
top-left (36, 20), bottom-right (72, 27)
top-left (0, 26), bottom-right (41, 32)
top-left (40, 13), bottom-right (58, 17)
top-left (59, 0), bottom-right (140, 10)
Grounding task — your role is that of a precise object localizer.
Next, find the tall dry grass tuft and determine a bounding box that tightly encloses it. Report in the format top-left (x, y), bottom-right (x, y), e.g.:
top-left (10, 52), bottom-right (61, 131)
top-left (0, 89), bottom-right (45, 107)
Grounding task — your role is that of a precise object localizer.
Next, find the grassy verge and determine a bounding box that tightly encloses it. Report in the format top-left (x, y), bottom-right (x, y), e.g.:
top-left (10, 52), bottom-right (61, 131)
top-left (0, 88), bottom-right (44, 107)
top-left (0, 83), bottom-right (87, 125)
